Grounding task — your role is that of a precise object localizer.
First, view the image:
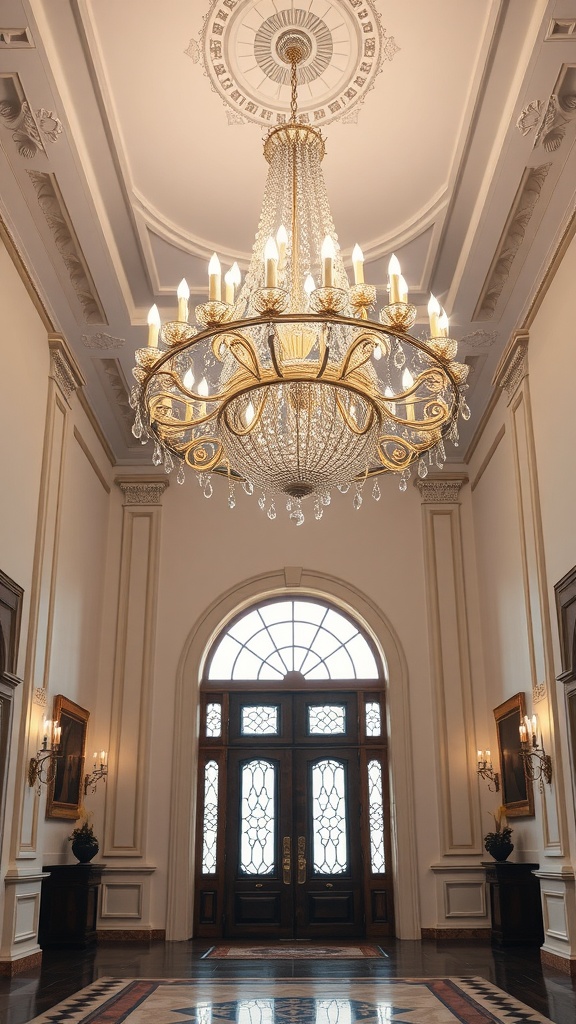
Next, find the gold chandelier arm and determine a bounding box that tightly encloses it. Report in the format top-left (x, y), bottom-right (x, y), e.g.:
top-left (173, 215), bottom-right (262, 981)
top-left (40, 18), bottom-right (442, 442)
top-left (184, 437), bottom-right (224, 472)
top-left (335, 394), bottom-right (376, 436)
top-left (376, 435), bottom-right (421, 471)
top-left (149, 394), bottom-right (218, 428)
top-left (339, 331), bottom-right (385, 379)
top-left (219, 331), bottom-right (262, 380)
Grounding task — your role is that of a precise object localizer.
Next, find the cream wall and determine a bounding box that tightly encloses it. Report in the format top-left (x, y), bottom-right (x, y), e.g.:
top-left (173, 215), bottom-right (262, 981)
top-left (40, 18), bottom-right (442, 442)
top-left (2, 218), bottom-right (576, 965)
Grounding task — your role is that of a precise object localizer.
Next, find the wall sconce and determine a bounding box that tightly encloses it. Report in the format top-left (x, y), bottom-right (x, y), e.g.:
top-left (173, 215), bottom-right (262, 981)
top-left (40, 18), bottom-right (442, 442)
top-left (28, 719), bottom-right (61, 790)
top-left (84, 751), bottom-right (108, 795)
top-left (477, 749), bottom-right (500, 792)
top-left (519, 714), bottom-right (552, 789)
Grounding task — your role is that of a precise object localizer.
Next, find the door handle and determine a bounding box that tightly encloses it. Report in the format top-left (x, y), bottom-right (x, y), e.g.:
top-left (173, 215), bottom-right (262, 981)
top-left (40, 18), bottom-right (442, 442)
top-left (297, 835), bottom-right (306, 884)
top-left (282, 836), bottom-right (291, 885)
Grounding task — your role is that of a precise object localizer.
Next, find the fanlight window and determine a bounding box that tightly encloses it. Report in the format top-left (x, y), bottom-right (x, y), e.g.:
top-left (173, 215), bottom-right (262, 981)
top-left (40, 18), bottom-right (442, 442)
top-left (207, 599), bottom-right (379, 681)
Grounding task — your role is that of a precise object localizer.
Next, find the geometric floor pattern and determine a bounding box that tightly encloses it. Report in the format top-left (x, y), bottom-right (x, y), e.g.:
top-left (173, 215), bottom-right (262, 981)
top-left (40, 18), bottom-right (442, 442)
top-left (204, 945), bottom-right (385, 958)
top-left (25, 977), bottom-right (555, 1024)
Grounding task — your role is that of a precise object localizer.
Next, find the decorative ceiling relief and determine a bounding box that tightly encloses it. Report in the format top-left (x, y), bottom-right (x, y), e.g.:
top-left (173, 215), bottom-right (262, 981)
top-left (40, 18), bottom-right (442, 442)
top-left (460, 330), bottom-right (498, 349)
top-left (27, 170), bottom-right (107, 324)
top-left (82, 332), bottom-right (125, 350)
top-left (516, 69), bottom-right (576, 153)
top-left (194, 0), bottom-right (398, 127)
top-left (0, 74), bottom-right (62, 158)
top-left (0, 27), bottom-right (34, 47)
top-left (473, 163), bottom-right (551, 321)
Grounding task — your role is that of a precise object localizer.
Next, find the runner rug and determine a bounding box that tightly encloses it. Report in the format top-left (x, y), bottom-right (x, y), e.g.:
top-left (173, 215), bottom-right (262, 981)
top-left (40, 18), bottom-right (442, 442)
top-left (27, 976), bottom-right (554, 1024)
top-left (204, 943), bottom-right (384, 958)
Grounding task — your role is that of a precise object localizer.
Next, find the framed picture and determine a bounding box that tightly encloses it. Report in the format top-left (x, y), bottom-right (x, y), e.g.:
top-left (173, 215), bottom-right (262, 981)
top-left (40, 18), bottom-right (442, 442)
top-left (493, 692), bottom-right (534, 818)
top-left (46, 695), bottom-right (89, 820)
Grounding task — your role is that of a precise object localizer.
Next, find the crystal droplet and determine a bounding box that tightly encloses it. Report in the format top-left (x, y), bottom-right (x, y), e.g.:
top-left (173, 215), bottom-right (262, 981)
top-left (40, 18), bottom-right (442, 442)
top-left (286, 500), bottom-right (292, 512)
top-left (393, 343), bottom-right (406, 369)
top-left (228, 488), bottom-right (236, 509)
top-left (177, 463), bottom-right (185, 485)
top-left (435, 448), bottom-right (445, 469)
top-left (243, 480), bottom-right (254, 496)
top-left (258, 493), bottom-right (266, 510)
top-left (399, 477), bottom-right (408, 492)
top-left (203, 478), bottom-right (213, 499)
top-left (152, 443), bottom-right (162, 466)
top-left (338, 483), bottom-right (351, 494)
top-left (314, 501), bottom-right (323, 521)
top-left (267, 502), bottom-right (276, 520)
top-left (129, 386), bottom-right (140, 409)
top-left (418, 459), bottom-right (428, 478)
top-left (461, 400), bottom-right (471, 421)
top-left (164, 452), bottom-right (174, 474)
top-left (353, 492), bottom-right (363, 510)
top-left (372, 481), bottom-right (381, 501)
top-left (321, 492), bottom-right (331, 506)
top-left (132, 415), bottom-right (142, 439)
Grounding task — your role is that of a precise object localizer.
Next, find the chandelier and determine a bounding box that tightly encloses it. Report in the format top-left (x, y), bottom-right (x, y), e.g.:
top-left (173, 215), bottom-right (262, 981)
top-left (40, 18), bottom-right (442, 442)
top-left (131, 32), bottom-right (470, 524)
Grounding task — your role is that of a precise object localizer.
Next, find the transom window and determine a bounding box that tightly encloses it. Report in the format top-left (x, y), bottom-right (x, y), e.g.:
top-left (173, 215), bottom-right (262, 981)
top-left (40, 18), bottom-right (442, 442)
top-left (207, 598), bottom-right (379, 681)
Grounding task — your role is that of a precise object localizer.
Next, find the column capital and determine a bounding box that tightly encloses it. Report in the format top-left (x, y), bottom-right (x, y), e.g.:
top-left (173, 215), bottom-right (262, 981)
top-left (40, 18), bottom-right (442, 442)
top-left (416, 475), bottom-right (467, 504)
top-left (48, 334), bottom-right (86, 404)
top-left (492, 330), bottom-right (529, 402)
top-left (115, 477), bottom-right (169, 506)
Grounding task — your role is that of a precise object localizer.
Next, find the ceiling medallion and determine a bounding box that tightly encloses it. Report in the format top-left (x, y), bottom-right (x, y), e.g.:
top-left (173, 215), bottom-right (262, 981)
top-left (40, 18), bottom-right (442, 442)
top-left (131, 41), bottom-right (469, 524)
top-left (198, 0), bottom-right (398, 127)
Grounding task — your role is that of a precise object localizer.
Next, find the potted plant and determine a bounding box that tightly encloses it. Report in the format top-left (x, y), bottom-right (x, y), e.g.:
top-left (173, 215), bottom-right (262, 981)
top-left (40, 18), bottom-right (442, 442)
top-left (68, 810), bottom-right (99, 863)
top-left (484, 805), bottom-right (514, 861)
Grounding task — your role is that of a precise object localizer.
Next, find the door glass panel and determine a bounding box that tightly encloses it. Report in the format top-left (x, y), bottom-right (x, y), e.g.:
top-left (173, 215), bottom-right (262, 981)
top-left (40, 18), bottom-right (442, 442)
top-left (365, 701), bottom-right (381, 737)
top-left (308, 704), bottom-right (346, 735)
top-left (311, 758), bottom-right (348, 874)
top-left (368, 759), bottom-right (386, 873)
top-left (316, 1001), bottom-right (352, 1024)
top-left (240, 759), bottom-right (276, 875)
top-left (241, 705), bottom-right (279, 735)
top-left (238, 1000), bottom-right (274, 1024)
top-left (201, 760), bottom-right (219, 874)
top-left (206, 702), bottom-right (222, 738)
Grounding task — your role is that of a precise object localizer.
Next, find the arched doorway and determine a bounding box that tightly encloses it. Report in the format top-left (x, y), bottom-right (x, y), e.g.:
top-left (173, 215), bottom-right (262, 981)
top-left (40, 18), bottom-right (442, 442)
top-left (194, 596), bottom-right (394, 939)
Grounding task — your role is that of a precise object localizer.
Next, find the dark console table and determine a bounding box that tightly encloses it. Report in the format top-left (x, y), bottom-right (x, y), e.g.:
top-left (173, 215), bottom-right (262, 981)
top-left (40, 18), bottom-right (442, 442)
top-left (39, 863), bottom-right (103, 948)
top-left (484, 861), bottom-right (543, 946)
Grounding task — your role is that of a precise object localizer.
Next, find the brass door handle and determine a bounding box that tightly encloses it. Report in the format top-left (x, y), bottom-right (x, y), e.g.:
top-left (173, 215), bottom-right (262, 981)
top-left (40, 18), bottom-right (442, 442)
top-left (282, 836), bottom-right (291, 885)
top-left (297, 835), bottom-right (306, 884)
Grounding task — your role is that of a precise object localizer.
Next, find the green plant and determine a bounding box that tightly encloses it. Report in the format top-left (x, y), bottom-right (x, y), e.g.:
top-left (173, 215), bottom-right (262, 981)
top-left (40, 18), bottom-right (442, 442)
top-left (484, 805), bottom-right (513, 853)
top-left (68, 811), bottom-right (97, 845)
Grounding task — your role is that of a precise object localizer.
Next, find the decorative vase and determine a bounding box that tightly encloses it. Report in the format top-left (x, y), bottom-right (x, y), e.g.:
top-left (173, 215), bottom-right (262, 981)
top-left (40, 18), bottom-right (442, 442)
top-left (71, 838), bottom-right (99, 863)
top-left (485, 840), bottom-right (514, 862)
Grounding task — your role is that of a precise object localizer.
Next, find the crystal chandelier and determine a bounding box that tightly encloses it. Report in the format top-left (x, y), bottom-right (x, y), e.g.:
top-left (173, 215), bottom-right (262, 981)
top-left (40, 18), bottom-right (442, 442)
top-left (131, 32), bottom-right (470, 524)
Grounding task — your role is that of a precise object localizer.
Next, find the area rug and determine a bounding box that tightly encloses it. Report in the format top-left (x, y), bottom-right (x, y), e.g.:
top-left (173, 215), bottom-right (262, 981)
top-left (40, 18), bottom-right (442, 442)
top-left (203, 943), bottom-right (385, 958)
top-left (26, 976), bottom-right (554, 1024)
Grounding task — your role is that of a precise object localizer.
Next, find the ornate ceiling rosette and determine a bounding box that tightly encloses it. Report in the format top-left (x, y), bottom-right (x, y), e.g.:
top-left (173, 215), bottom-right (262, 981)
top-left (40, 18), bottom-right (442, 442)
top-left (199, 0), bottom-right (398, 127)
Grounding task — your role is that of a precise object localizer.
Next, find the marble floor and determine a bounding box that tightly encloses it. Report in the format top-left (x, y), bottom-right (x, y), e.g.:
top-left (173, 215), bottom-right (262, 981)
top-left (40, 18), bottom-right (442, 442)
top-left (0, 939), bottom-right (575, 1024)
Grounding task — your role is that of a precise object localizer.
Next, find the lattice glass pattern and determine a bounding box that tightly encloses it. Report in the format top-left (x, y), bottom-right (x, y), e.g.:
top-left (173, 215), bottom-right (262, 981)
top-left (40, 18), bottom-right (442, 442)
top-left (241, 705), bottom-right (279, 735)
top-left (208, 598), bottom-right (379, 680)
top-left (308, 704), bottom-right (346, 735)
top-left (311, 758), bottom-right (348, 874)
top-left (237, 1000), bottom-right (274, 1024)
top-left (365, 700), bottom-right (381, 737)
top-left (315, 1001), bottom-right (353, 1024)
top-left (206, 702), bottom-right (222, 738)
top-left (368, 759), bottom-right (386, 873)
top-left (240, 759), bottom-right (276, 875)
top-left (201, 760), bottom-right (219, 874)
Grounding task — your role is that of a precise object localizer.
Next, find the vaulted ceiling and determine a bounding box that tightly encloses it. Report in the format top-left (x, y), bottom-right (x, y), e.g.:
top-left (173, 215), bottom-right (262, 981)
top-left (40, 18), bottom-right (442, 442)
top-left (2, 0), bottom-right (576, 463)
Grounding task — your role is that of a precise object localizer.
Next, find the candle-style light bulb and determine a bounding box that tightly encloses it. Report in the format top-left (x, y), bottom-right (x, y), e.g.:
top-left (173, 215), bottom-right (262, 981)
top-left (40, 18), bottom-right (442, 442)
top-left (485, 749), bottom-right (491, 762)
top-left (198, 377), bottom-right (209, 398)
top-left (352, 243), bottom-right (364, 285)
top-left (276, 225), bottom-right (288, 270)
top-left (321, 235), bottom-right (336, 288)
top-left (384, 385), bottom-right (396, 416)
top-left (183, 366), bottom-right (195, 391)
top-left (147, 304), bottom-right (161, 348)
top-left (208, 253), bottom-right (221, 302)
top-left (402, 367), bottom-right (415, 422)
top-left (304, 273), bottom-right (316, 297)
top-left (177, 278), bottom-right (189, 323)
top-left (428, 294), bottom-right (441, 337)
top-left (398, 274), bottom-right (408, 303)
top-left (224, 268), bottom-right (234, 305)
top-left (477, 749), bottom-right (483, 762)
top-left (388, 254), bottom-right (402, 303)
top-left (244, 399), bottom-right (255, 427)
top-left (438, 310), bottom-right (449, 338)
top-left (264, 236), bottom-right (279, 288)
top-left (373, 342), bottom-right (382, 360)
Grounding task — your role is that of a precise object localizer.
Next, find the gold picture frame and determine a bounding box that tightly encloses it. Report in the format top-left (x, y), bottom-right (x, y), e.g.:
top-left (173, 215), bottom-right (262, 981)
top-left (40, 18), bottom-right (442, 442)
top-left (493, 692), bottom-right (534, 818)
top-left (46, 695), bottom-right (89, 820)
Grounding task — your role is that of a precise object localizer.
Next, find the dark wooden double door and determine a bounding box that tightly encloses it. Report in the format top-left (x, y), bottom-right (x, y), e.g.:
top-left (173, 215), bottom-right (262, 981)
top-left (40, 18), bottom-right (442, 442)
top-left (195, 689), bottom-right (394, 940)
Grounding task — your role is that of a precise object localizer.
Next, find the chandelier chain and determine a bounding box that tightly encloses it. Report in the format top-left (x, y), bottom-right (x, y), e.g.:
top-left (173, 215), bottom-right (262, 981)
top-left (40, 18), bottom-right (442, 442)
top-left (290, 58), bottom-right (298, 123)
